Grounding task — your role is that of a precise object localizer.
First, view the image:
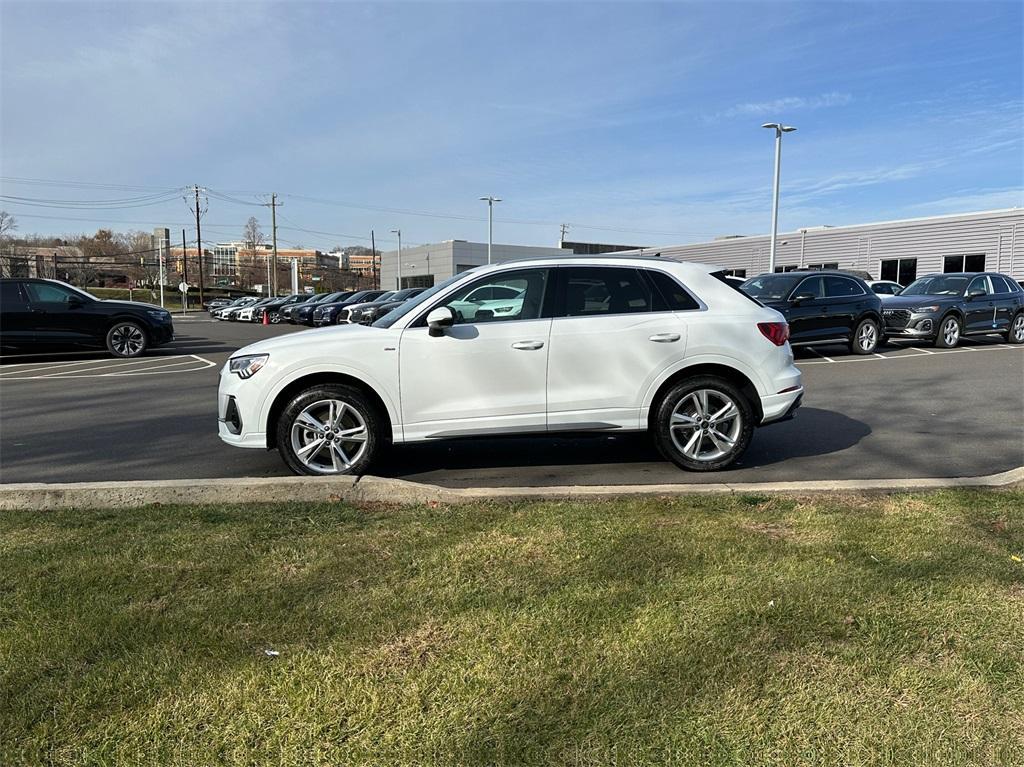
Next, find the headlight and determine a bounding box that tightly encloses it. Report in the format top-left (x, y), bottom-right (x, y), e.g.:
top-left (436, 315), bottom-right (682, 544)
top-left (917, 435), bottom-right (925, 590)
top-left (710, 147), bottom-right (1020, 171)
top-left (147, 309), bottom-right (170, 321)
top-left (913, 305), bottom-right (940, 313)
top-left (228, 354), bottom-right (269, 379)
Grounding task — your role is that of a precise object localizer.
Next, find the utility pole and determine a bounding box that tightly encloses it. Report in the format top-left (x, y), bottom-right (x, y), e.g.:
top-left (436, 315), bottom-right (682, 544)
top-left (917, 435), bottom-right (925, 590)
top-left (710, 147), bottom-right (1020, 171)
top-left (391, 229), bottom-right (402, 290)
top-left (559, 223), bottom-right (569, 247)
top-left (157, 238), bottom-right (165, 307)
top-left (268, 193), bottom-right (280, 295)
top-left (193, 185), bottom-right (205, 307)
top-left (181, 229), bottom-right (189, 314)
top-left (761, 123), bottom-right (797, 273)
top-left (370, 229), bottom-right (378, 289)
top-left (479, 196), bottom-right (501, 264)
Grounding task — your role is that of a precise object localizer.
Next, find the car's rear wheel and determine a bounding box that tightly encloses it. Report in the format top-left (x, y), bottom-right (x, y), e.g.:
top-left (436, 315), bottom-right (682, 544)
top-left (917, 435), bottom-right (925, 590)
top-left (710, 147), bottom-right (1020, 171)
top-left (1006, 312), bottom-right (1024, 344)
top-left (850, 317), bottom-right (880, 354)
top-left (106, 321), bottom-right (147, 358)
top-left (270, 312), bottom-right (283, 324)
top-left (653, 375), bottom-right (754, 472)
top-left (934, 315), bottom-right (961, 348)
top-left (277, 384), bottom-right (383, 476)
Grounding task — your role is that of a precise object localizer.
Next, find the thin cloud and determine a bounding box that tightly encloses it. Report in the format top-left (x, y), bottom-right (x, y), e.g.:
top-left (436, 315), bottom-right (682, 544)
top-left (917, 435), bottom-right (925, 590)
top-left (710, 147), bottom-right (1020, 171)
top-left (711, 92), bottom-right (853, 120)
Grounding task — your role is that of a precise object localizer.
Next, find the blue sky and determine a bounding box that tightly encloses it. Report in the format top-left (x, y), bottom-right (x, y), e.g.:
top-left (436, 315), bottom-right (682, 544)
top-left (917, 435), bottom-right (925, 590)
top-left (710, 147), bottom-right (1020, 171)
top-left (1, 0), bottom-right (1021, 251)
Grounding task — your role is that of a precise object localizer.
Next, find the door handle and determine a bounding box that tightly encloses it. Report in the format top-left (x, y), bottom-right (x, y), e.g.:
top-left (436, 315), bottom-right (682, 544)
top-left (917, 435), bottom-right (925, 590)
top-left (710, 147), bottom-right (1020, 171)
top-left (649, 333), bottom-right (681, 343)
top-left (511, 340), bottom-right (544, 350)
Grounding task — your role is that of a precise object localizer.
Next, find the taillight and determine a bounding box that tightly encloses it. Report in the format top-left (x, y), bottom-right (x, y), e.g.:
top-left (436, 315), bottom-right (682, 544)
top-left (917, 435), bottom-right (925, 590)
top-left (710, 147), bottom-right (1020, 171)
top-left (757, 321), bottom-right (789, 346)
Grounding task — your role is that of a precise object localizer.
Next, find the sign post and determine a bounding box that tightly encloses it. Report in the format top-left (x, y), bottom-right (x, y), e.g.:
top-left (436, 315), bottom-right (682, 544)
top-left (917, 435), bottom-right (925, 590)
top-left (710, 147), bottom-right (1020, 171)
top-left (178, 281), bottom-right (189, 315)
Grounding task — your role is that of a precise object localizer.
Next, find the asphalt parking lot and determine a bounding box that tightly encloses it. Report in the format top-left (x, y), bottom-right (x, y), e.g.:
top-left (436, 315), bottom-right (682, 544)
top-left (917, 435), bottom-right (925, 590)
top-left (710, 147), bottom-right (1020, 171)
top-left (1, 316), bottom-right (1021, 486)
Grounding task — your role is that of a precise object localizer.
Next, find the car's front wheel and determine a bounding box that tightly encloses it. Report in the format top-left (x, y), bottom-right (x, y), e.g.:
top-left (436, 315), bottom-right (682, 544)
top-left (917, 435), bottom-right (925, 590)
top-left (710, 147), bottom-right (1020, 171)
top-left (1005, 312), bottom-right (1024, 344)
top-left (276, 384), bottom-right (383, 475)
top-left (934, 315), bottom-right (961, 348)
top-left (653, 375), bottom-right (754, 472)
top-left (850, 317), bottom-right (880, 354)
top-left (106, 321), bottom-right (148, 358)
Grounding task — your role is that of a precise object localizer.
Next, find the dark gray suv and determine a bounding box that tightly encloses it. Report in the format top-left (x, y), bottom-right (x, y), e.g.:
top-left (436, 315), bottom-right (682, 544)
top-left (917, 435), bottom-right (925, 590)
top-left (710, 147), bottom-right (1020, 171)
top-left (881, 272), bottom-right (1024, 347)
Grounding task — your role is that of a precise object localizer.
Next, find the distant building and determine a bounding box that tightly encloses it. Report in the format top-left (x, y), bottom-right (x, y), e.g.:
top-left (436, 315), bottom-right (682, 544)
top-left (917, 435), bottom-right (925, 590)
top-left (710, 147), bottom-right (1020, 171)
top-left (379, 240), bottom-right (573, 290)
top-left (603, 208), bottom-right (1023, 282)
top-left (558, 240), bottom-right (647, 255)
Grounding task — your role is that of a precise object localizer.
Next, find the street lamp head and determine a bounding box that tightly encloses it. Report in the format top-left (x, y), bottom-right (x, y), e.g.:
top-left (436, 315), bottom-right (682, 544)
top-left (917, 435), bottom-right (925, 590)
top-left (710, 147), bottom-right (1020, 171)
top-left (761, 122), bottom-right (780, 130)
top-left (781, 125), bottom-right (797, 133)
top-left (480, 196), bottom-right (502, 203)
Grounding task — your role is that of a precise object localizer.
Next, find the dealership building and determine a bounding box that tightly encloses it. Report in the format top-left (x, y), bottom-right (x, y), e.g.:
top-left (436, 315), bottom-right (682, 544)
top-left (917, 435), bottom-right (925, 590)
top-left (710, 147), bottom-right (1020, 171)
top-left (379, 208), bottom-right (1022, 290)
top-left (628, 208), bottom-right (1023, 284)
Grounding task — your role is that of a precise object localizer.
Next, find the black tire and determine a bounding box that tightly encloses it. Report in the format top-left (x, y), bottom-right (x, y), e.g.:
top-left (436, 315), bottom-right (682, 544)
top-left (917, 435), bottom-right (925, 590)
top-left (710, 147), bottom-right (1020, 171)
top-left (652, 375), bottom-right (754, 472)
top-left (105, 320), bottom-right (148, 358)
top-left (1005, 312), bottom-right (1024, 345)
top-left (850, 317), bottom-right (880, 355)
top-left (276, 384), bottom-right (385, 476)
top-left (934, 314), bottom-right (961, 348)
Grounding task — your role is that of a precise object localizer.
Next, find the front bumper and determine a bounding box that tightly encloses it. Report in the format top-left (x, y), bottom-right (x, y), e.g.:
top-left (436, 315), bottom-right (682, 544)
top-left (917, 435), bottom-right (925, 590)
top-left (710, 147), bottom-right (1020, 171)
top-left (149, 323), bottom-right (174, 345)
top-left (883, 311), bottom-right (936, 339)
top-left (217, 371), bottom-right (269, 449)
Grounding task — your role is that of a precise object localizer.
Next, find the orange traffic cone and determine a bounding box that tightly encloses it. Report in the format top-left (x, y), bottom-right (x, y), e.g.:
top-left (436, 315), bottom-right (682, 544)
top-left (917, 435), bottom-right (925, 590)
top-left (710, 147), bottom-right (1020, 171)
top-left (262, 310), bottom-right (269, 326)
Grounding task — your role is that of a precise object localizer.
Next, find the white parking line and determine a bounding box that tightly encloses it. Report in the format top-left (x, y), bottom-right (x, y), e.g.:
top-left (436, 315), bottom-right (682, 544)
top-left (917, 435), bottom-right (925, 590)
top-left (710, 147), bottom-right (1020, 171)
top-left (810, 348), bottom-right (834, 363)
top-left (0, 357), bottom-right (116, 375)
top-left (0, 354), bottom-right (216, 380)
top-left (795, 344), bottom-right (1021, 366)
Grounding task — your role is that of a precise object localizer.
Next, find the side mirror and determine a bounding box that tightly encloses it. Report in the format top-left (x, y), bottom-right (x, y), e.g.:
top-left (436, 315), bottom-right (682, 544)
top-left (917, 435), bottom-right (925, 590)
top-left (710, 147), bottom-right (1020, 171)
top-left (966, 289), bottom-right (985, 300)
top-left (790, 292), bottom-right (815, 304)
top-left (426, 305), bottom-right (455, 337)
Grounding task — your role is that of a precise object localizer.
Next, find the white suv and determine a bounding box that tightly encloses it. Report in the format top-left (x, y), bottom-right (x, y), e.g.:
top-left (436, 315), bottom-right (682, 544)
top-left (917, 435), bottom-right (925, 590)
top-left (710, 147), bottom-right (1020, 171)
top-left (218, 257), bottom-right (803, 475)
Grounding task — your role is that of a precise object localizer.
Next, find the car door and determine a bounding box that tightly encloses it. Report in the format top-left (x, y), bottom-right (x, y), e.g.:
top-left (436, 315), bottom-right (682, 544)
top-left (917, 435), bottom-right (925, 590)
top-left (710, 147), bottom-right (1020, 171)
top-left (398, 267), bottom-right (552, 440)
top-left (0, 281), bottom-right (35, 346)
top-left (23, 281), bottom-right (98, 344)
top-left (544, 265), bottom-right (691, 430)
top-left (823, 275), bottom-right (870, 341)
top-left (963, 275), bottom-right (995, 333)
top-left (785, 275), bottom-right (827, 343)
top-left (989, 275), bottom-right (1020, 332)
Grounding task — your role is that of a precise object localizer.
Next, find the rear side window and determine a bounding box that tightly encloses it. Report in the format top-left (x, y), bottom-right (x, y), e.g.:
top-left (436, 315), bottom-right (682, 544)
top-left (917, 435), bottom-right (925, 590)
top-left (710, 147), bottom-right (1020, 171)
top-left (824, 276), bottom-right (866, 297)
top-left (1, 282), bottom-right (25, 304)
top-left (561, 267), bottom-right (654, 316)
top-left (990, 275), bottom-right (1013, 294)
top-left (644, 270), bottom-right (700, 311)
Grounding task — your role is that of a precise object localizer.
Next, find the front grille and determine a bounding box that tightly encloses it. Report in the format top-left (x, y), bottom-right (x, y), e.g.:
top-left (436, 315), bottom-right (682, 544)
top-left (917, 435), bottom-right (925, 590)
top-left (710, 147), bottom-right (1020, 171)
top-left (883, 309), bottom-right (911, 328)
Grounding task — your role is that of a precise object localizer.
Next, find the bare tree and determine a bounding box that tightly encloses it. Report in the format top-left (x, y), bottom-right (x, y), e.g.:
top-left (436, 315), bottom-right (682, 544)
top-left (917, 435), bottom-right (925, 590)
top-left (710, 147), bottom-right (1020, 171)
top-left (238, 216), bottom-right (266, 289)
top-left (0, 211), bottom-right (16, 277)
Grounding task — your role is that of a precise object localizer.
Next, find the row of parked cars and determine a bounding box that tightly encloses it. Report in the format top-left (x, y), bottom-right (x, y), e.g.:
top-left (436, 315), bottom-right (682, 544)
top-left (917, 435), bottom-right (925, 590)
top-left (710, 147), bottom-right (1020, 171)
top-left (737, 269), bottom-right (1024, 353)
top-left (205, 288), bottom-right (429, 327)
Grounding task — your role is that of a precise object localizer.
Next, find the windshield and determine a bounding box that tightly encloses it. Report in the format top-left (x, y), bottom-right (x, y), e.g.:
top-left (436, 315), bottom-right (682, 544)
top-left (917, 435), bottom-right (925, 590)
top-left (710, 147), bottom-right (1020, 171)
top-left (372, 273), bottom-right (470, 328)
top-left (740, 274), bottom-right (802, 301)
top-left (901, 275), bottom-right (969, 296)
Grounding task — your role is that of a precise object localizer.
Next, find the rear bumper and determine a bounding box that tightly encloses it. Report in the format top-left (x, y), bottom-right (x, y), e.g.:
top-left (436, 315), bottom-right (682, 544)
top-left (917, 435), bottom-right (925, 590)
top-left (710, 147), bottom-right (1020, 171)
top-left (759, 387), bottom-right (803, 425)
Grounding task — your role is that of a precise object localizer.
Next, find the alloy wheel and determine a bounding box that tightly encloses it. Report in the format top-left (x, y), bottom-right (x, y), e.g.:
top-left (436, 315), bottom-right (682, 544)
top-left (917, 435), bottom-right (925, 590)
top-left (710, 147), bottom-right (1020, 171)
top-left (1012, 315), bottom-right (1024, 342)
top-left (942, 317), bottom-right (959, 346)
top-left (668, 388), bottom-right (743, 462)
top-left (289, 399), bottom-right (369, 474)
top-left (110, 324), bottom-right (145, 356)
top-left (857, 322), bottom-right (878, 351)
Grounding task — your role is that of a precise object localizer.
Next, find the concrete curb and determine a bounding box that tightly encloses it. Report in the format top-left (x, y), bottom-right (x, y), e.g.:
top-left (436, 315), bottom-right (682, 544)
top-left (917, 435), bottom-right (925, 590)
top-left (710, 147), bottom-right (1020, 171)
top-left (0, 467), bottom-right (1021, 511)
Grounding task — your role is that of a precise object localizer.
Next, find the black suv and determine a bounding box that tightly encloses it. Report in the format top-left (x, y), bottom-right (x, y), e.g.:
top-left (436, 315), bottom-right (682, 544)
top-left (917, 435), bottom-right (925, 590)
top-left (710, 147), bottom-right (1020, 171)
top-left (0, 278), bottom-right (174, 357)
top-left (881, 272), bottom-right (1024, 347)
top-left (740, 271), bottom-right (883, 354)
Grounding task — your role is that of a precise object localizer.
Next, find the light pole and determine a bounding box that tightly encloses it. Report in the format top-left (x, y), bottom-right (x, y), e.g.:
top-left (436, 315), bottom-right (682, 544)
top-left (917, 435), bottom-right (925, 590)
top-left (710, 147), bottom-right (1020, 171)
top-left (390, 229), bottom-right (402, 290)
top-left (480, 196), bottom-right (501, 264)
top-left (762, 123), bottom-right (797, 273)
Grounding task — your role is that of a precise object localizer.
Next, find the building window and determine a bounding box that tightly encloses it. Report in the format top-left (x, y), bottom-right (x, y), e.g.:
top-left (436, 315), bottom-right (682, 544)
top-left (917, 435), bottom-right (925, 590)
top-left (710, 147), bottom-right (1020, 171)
top-left (880, 258), bottom-right (917, 285)
top-left (943, 254), bottom-right (985, 273)
top-left (773, 265), bottom-right (801, 273)
top-left (806, 262), bottom-right (839, 271)
top-left (723, 268), bottom-right (746, 278)
top-left (401, 274), bottom-right (434, 289)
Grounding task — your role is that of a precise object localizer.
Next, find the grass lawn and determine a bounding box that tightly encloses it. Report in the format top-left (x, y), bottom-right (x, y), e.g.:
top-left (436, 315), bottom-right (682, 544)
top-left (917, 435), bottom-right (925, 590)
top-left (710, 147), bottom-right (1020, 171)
top-left (1, 490), bottom-right (1022, 766)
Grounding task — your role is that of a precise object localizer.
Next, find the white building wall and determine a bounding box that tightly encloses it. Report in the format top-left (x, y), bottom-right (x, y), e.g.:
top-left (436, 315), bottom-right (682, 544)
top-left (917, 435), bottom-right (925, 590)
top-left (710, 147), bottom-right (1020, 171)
top-left (380, 240), bottom-right (572, 290)
top-left (629, 209), bottom-right (1022, 280)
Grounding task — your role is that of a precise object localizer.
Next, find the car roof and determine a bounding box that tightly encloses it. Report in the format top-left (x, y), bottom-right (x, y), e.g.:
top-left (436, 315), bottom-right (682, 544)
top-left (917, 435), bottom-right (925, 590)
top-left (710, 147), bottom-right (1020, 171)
top-left (464, 255), bottom-right (721, 275)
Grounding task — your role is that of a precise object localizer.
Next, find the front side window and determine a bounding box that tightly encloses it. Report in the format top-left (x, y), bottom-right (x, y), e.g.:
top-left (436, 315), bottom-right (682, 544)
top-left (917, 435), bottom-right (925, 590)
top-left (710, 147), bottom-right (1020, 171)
top-left (966, 276), bottom-right (991, 295)
top-left (560, 267), bottom-right (653, 317)
top-left (442, 269), bottom-right (548, 324)
top-left (824, 276), bottom-right (865, 297)
top-left (792, 276), bottom-right (825, 299)
top-left (25, 282), bottom-right (85, 303)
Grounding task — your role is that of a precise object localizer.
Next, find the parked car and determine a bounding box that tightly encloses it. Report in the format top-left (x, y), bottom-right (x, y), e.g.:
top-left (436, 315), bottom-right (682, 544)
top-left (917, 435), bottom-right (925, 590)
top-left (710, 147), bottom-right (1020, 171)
top-left (739, 271), bottom-right (883, 354)
top-left (0, 277), bottom-right (174, 358)
top-left (285, 291), bottom-right (354, 325)
top-left (204, 297), bottom-right (233, 313)
top-left (311, 290), bottom-right (390, 326)
top-left (218, 257), bottom-right (803, 476)
top-left (880, 272), bottom-right (1024, 347)
top-left (355, 288), bottom-right (428, 325)
top-left (334, 291), bottom-right (398, 324)
top-left (259, 294), bottom-right (313, 324)
top-left (868, 280), bottom-right (904, 299)
top-left (236, 297), bottom-right (276, 322)
top-left (214, 296), bottom-right (258, 321)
